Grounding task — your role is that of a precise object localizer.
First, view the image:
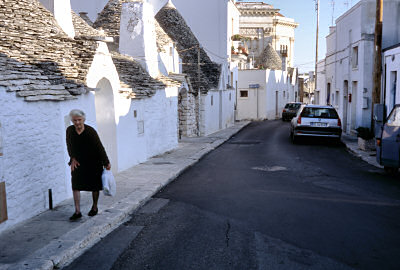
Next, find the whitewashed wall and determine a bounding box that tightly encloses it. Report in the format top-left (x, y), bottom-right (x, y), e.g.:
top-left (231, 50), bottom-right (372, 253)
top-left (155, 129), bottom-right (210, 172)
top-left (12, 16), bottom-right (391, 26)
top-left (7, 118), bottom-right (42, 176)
top-left (39, 0), bottom-right (75, 38)
top-left (221, 89), bottom-right (236, 129)
top-left (237, 69), bottom-right (295, 121)
top-left (383, 46), bottom-right (400, 115)
top-left (200, 91), bottom-right (220, 136)
top-left (0, 38), bottom-right (179, 233)
top-left (0, 88), bottom-right (75, 232)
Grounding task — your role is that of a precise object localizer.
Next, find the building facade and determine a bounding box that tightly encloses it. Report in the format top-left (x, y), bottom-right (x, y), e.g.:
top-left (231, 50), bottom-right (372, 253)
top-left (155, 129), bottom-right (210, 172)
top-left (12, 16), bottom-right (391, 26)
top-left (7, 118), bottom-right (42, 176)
top-left (317, 0), bottom-right (400, 134)
top-left (236, 1), bottom-right (298, 71)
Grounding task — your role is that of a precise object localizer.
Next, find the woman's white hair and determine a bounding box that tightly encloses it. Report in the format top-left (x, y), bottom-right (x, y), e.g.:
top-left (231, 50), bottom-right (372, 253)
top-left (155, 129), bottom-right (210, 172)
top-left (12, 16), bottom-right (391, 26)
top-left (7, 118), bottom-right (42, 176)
top-left (69, 109), bottom-right (86, 120)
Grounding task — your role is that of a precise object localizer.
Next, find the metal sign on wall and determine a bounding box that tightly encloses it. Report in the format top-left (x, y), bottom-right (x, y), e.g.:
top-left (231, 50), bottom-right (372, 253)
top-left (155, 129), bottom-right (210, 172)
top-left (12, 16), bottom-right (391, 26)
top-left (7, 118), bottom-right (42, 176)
top-left (249, 84), bottom-right (260, 89)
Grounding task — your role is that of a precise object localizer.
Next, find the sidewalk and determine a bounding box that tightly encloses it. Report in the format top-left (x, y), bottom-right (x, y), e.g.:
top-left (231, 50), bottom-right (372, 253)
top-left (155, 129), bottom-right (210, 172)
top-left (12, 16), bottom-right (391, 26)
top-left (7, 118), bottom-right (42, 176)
top-left (341, 133), bottom-right (382, 169)
top-left (0, 121), bottom-right (250, 270)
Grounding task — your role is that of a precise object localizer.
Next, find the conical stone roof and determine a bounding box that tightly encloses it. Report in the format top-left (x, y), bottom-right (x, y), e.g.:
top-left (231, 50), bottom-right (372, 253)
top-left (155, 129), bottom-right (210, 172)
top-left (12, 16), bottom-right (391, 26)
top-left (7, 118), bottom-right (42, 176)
top-left (259, 44), bottom-right (282, 70)
top-left (155, 2), bottom-right (221, 93)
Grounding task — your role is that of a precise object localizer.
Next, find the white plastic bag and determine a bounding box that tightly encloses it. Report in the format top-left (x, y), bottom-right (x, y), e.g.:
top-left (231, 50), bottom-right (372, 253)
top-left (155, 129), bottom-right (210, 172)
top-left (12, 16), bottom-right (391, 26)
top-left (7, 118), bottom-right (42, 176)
top-left (102, 169), bottom-right (116, 196)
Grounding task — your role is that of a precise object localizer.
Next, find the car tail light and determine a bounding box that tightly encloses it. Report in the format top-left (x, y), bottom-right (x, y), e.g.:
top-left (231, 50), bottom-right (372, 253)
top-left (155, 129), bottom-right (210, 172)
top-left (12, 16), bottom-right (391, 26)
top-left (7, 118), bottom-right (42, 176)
top-left (297, 115), bottom-right (302, 124)
top-left (338, 118), bottom-right (342, 127)
top-left (376, 138), bottom-right (381, 147)
top-left (283, 109), bottom-right (287, 113)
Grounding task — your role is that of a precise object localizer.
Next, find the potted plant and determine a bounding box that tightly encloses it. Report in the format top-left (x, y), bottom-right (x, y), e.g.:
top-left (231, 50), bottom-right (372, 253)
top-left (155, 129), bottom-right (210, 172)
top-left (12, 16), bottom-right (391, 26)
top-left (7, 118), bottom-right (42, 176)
top-left (231, 45), bottom-right (236, 54)
top-left (355, 127), bottom-right (375, 151)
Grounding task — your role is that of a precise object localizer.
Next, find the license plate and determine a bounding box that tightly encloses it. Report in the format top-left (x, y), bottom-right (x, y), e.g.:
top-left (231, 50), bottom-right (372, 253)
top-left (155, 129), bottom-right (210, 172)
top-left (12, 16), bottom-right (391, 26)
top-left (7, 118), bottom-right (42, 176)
top-left (311, 122), bottom-right (327, 127)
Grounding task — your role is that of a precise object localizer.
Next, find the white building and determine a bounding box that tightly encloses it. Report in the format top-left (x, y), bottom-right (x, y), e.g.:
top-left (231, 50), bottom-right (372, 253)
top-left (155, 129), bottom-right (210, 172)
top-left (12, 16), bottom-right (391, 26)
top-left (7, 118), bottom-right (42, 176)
top-left (237, 68), bottom-right (297, 121)
top-left (317, 0), bottom-right (400, 134)
top-left (72, 0), bottom-right (238, 136)
top-left (153, 0), bottom-right (239, 135)
top-left (0, 0), bottom-right (180, 232)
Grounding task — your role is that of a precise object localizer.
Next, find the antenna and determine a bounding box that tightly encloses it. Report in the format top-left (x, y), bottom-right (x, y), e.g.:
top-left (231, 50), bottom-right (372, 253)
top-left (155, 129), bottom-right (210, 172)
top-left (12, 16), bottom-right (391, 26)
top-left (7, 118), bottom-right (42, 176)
top-left (331, 0), bottom-right (335, 26)
top-left (344, 0), bottom-right (352, 10)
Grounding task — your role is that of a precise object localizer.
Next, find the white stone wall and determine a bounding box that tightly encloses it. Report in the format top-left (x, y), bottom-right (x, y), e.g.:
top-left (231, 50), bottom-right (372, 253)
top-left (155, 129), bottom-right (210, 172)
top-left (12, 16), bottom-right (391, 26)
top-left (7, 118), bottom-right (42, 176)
top-left (0, 38), bottom-right (179, 233)
top-left (39, 0), bottom-right (75, 38)
top-left (0, 87), bottom-right (70, 232)
top-left (221, 89), bottom-right (236, 129)
top-left (237, 69), bottom-right (295, 120)
top-left (120, 2), bottom-right (159, 78)
top-left (200, 91), bottom-right (220, 136)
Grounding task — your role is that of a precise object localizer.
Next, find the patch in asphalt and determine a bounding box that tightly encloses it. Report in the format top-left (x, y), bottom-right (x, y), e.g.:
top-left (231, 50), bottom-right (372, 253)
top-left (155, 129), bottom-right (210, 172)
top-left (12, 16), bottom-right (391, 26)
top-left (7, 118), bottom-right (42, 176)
top-left (139, 198), bottom-right (170, 214)
top-left (252, 166), bottom-right (288, 172)
top-left (254, 232), bottom-right (354, 270)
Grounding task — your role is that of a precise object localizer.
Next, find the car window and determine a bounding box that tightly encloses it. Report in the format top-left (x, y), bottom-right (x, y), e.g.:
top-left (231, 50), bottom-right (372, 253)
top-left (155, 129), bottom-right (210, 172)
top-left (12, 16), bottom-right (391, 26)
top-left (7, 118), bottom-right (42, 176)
top-left (284, 104), bottom-right (290, 109)
top-left (287, 104), bottom-right (301, 109)
top-left (300, 107), bottom-right (338, 119)
top-left (386, 106), bottom-right (400, 126)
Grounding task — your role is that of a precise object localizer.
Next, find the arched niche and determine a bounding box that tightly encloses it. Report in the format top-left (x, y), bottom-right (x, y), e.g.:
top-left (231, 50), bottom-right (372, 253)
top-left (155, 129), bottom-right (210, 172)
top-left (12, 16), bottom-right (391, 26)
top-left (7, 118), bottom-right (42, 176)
top-left (95, 78), bottom-right (118, 173)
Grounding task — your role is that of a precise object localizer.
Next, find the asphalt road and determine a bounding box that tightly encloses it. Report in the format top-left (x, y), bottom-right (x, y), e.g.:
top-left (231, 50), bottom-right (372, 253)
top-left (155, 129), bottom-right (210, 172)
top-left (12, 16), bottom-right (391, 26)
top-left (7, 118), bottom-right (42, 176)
top-left (66, 120), bottom-right (400, 270)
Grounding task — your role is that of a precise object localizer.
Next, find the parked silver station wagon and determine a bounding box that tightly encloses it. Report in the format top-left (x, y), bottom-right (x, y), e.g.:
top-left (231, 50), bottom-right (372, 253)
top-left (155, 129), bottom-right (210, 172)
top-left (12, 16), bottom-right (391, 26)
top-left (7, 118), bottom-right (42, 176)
top-left (290, 104), bottom-right (342, 143)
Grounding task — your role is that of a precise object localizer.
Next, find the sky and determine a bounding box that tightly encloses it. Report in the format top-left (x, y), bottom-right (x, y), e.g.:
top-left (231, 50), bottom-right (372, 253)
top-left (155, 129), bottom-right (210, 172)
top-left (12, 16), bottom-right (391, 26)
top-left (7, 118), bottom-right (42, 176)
top-left (237, 0), bottom-right (357, 73)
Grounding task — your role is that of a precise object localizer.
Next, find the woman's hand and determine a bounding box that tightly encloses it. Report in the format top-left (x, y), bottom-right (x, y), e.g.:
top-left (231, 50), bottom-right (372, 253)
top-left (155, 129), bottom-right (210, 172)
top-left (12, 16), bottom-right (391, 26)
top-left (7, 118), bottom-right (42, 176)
top-left (70, 158), bottom-right (80, 172)
top-left (106, 163), bottom-right (111, 171)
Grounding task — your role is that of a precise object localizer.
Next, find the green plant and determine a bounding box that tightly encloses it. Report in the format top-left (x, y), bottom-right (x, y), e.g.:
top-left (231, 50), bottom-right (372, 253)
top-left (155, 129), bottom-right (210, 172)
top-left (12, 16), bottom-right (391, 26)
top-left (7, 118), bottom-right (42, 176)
top-left (355, 127), bottom-right (374, 140)
top-left (232, 34), bottom-right (242, 41)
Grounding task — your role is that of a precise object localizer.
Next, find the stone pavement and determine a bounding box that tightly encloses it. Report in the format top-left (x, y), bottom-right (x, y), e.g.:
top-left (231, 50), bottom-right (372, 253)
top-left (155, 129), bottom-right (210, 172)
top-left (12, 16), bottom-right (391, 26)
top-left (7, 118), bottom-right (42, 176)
top-left (0, 121), bottom-right (250, 270)
top-left (341, 133), bottom-right (382, 169)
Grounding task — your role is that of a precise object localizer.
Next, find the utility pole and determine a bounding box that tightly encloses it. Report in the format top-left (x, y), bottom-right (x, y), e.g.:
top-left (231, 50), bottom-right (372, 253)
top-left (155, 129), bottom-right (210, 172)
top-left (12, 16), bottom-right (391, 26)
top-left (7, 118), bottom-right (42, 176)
top-left (197, 45), bottom-right (201, 136)
top-left (314, 0), bottom-right (320, 104)
top-left (371, 0), bottom-right (383, 130)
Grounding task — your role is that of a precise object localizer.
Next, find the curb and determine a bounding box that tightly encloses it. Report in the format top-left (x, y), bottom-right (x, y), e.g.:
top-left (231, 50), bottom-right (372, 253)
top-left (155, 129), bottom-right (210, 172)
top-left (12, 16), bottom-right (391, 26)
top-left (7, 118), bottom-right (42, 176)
top-left (341, 139), bottom-right (382, 169)
top-left (11, 121), bottom-right (251, 270)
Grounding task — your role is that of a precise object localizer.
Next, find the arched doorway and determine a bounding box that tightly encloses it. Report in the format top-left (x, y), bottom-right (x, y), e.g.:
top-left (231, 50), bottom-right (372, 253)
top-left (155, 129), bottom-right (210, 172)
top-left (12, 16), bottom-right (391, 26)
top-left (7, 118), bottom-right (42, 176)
top-left (95, 78), bottom-right (118, 173)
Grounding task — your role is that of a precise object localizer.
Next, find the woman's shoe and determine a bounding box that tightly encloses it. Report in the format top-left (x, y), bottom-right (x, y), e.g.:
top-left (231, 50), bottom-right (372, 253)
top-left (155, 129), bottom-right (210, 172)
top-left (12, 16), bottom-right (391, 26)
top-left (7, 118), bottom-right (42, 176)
top-left (69, 212), bottom-right (82, 221)
top-left (88, 208), bottom-right (98, 217)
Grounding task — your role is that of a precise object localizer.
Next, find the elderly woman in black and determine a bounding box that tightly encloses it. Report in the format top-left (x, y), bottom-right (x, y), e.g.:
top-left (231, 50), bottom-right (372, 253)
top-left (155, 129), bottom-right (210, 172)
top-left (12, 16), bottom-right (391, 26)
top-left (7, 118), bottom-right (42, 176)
top-left (66, 109), bottom-right (111, 221)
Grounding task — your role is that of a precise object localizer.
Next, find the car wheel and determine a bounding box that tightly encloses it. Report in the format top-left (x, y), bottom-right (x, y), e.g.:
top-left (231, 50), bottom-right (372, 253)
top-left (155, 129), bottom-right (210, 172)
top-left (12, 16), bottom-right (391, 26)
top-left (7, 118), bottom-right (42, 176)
top-left (384, 166), bottom-right (398, 176)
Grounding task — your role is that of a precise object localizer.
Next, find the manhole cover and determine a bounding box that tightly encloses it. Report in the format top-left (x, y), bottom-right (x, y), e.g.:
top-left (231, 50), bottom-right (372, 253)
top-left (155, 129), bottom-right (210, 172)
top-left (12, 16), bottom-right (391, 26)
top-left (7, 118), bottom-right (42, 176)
top-left (252, 166), bottom-right (288, 172)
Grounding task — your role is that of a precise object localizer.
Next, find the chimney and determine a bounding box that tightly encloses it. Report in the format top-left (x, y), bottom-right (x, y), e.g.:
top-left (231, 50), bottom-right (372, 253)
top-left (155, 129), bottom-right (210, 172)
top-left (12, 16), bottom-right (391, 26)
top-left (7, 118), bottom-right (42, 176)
top-left (119, 1), bottom-right (159, 78)
top-left (39, 0), bottom-right (75, 38)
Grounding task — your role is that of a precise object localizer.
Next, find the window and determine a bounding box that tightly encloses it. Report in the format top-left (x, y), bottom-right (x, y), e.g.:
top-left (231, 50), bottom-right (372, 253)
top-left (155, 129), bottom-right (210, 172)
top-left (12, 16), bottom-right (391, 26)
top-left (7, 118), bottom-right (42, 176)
top-left (300, 108), bottom-right (339, 119)
top-left (335, 91), bottom-right (339, 106)
top-left (352, 46), bottom-right (358, 68)
top-left (229, 93), bottom-right (232, 101)
top-left (240, 91), bottom-right (248, 97)
top-left (211, 95), bottom-right (214, 106)
top-left (387, 106), bottom-right (400, 126)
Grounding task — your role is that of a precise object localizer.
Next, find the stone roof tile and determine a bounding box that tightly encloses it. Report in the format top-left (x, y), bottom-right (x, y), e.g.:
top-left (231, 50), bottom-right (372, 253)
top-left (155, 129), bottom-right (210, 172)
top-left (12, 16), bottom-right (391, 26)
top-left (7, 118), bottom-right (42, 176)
top-left (0, 0), bottom-right (99, 101)
top-left (112, 52), bottom-right (166, 99)
top-left (93, 0), bottom-right (122, 39)
top-left (259, 44), bottom-right (282, 70)
top-left (71, 11), bottom-right (106, 40)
